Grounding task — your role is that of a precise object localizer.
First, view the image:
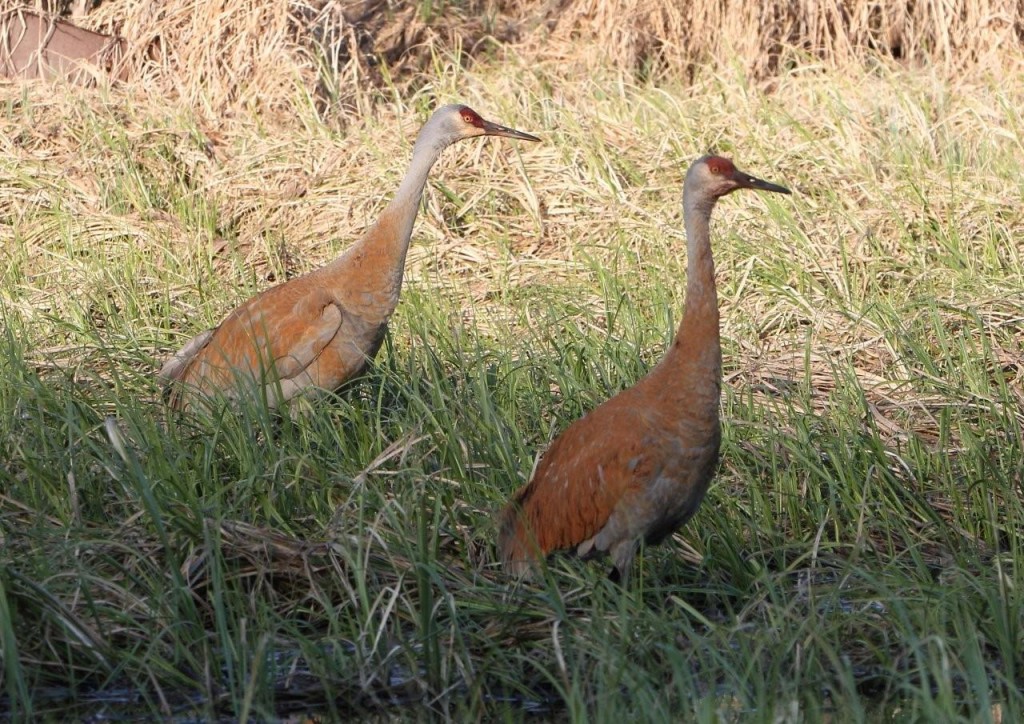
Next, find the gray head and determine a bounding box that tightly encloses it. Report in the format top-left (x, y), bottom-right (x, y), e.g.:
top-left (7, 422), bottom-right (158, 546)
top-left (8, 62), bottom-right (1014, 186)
top-left (684, 155), bottom-right (790, 207)
top-left (418, 104), bottom-right (541, 151)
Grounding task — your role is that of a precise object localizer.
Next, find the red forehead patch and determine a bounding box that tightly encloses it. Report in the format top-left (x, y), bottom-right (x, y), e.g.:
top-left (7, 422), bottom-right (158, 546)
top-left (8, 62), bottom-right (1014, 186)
top-left (705, 156), bottom-right (736, 175)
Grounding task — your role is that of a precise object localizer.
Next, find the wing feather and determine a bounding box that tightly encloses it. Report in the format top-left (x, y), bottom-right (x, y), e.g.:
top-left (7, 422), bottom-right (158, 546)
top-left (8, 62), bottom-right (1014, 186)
top-left (167, 280), bottom-right (349, 408)
top-left (499, 387), bottom-right (658, 566)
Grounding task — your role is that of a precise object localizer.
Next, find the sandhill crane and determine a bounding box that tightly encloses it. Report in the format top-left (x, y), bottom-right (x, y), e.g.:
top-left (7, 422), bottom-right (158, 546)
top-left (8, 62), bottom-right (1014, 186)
top-left (159, 104), bottom-right (539, 411)
top-left (499, 155), bottom-right (790, 583)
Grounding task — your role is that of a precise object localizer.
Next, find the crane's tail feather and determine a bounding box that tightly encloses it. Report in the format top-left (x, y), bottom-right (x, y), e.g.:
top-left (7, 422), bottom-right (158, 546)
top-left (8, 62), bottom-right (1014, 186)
top-left (157, 329), bottom-right (214, 382)
top-left (497, 501), bottom-right (543, 578)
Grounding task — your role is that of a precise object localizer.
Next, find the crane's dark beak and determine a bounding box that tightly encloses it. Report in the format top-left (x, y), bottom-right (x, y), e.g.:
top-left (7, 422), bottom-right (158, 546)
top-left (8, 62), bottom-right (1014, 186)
top-left (481, 119), bottom-right (541, 143)
top-left (734, 168), bottom-right (791, 194)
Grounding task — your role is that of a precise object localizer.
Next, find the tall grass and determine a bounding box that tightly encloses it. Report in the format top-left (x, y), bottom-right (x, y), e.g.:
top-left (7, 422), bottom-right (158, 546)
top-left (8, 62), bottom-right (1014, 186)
top-left (2, 39), bottom-right (1023, 721)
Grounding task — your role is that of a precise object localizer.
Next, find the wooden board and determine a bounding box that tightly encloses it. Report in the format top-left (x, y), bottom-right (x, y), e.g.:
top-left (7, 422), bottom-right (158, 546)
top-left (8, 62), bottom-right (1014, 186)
top-left (1, 9), bottom-right (125, 83)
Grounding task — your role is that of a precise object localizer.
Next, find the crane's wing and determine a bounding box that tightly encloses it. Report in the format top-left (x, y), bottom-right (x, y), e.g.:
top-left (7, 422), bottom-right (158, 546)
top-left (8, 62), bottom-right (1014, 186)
top-left (169, 283), bottom-right (349, 408)
top-left (267, 297), bottom-right (344, 380)
top-left (501, 389), bottom-right (661, 559)
top-left (261, 297), bottom-right (345, 405)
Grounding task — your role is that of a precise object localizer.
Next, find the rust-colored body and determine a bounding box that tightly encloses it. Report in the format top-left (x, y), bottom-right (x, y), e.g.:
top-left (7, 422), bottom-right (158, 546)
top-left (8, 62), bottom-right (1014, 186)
top-left (499, 155), bottom-right (790, 582)
top-left (159, 104), bottom-right (539, 411)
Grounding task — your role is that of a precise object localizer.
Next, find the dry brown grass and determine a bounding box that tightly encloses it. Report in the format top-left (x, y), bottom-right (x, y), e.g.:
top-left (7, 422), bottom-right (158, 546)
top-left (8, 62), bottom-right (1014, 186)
top-left (540, 0), bottom-right (1022, 80)
top-left (78, 0), bottom-right (529, 118)
top-left (12, 0), bottom-right (1023, 117)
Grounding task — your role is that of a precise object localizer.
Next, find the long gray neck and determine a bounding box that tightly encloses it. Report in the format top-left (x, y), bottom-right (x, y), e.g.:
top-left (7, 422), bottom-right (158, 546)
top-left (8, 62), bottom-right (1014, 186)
top-left (648, 187), bottom-right (722, 407)
top-left (646, 186), bottom-right (723, 412)
top-left (679, 191), bottom-right (720, 338)
top-left (371, 129), bottom-right (448, 265)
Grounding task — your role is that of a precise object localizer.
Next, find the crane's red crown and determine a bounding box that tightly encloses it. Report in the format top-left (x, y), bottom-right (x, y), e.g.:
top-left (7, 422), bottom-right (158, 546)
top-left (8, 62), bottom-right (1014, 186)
top-left (458, 105), bottom-right (485, 128)
top-left (705, 156), bottom-right (736, 176)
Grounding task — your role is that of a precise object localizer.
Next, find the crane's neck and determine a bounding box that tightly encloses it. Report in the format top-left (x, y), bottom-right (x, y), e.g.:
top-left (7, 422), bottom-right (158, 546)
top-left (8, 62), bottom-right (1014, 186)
top-left (680, 193), bottom-right (720, 338)
top-left (383, 132), bottom-right (448, 253)
top-left (325, 130), bottom-right (449, 305)
top-left (653, 192), bottom-right (722, 404)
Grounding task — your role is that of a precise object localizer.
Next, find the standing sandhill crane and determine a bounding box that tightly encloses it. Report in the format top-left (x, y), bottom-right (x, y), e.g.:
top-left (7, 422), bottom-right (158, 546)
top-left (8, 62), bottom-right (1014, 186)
top-left (159, 104), bottom-right (539, 411)
top-left (499, 155), bottom-right (790, 583)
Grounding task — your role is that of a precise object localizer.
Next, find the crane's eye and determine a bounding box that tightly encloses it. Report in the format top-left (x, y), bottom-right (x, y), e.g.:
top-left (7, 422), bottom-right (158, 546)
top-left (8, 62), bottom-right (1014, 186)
top-left (706, 159), bottom-right (732, 175)
top-left (462, 113), bottom-right (474, 124)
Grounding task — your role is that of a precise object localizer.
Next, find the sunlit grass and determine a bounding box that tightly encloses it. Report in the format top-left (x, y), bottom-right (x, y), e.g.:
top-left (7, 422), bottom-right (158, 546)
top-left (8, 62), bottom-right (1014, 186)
top-left (1, 49), bottom-right (1023, 721)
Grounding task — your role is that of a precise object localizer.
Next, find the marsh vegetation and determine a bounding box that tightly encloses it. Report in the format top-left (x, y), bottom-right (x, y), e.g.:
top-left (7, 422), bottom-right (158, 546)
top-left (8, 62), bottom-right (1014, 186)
top-left (1, 0), bottom-right (1022, 720)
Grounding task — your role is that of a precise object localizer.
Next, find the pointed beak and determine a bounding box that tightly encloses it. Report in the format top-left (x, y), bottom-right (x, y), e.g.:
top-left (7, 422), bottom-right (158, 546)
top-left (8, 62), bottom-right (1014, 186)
top-left (480, 119), bottom-right (541, 143)
top-left (733, 169), bottom-right (791, 194)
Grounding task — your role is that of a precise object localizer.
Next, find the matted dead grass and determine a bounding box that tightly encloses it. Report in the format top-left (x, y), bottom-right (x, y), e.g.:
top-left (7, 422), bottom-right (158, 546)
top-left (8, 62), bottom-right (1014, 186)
top-left (77, 0), bottom-right (531, 118)
top-left (10, 0), bottom-right (1024, 117)
top-left (540, 0), bottom-right (1022, 80)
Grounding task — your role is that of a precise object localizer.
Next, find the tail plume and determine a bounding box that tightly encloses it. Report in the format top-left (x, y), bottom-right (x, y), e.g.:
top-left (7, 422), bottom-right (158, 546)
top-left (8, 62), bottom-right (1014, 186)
top-left (497, 500), bottom-right (539, 577)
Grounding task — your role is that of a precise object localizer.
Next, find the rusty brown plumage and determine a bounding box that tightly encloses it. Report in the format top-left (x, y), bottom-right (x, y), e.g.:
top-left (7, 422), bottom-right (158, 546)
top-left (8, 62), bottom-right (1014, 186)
top-left (159, 104), bottom-right (539, 411)
top-left (499, 155), bottom-right (790, 582)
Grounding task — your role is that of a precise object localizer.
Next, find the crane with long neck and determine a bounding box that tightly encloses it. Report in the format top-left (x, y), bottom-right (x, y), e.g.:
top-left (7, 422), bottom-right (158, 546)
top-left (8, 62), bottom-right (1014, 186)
top-left (159, 104), bottom-right (539, 411)
top-left (499, 155), bottom-right (790, 583)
